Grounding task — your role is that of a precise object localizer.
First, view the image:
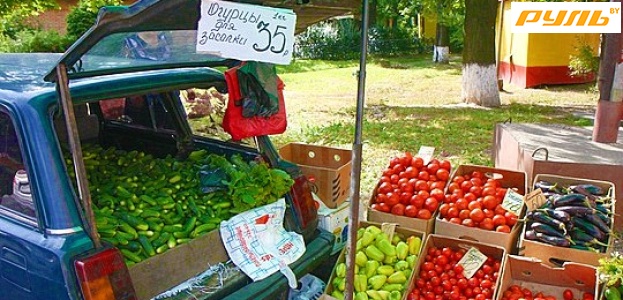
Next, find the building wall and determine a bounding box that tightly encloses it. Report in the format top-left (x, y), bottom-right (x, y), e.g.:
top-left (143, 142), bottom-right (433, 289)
top-left (36, 0), bottom-right (135, 34)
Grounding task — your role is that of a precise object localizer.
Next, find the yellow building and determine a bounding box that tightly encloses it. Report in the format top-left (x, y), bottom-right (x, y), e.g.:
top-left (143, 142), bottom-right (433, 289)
top-left (497, 0), bottom-right (601, 88)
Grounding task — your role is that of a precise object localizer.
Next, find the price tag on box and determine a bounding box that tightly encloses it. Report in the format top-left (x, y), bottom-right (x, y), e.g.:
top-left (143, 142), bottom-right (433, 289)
top-left (501, 188), bottom-right (524, 216)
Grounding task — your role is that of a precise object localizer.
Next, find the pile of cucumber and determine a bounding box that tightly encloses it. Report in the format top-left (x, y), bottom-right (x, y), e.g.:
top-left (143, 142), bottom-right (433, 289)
top-left (524, 180), bottom-right (613, 253)
top-left (66, 144), bottom-right (292, 265)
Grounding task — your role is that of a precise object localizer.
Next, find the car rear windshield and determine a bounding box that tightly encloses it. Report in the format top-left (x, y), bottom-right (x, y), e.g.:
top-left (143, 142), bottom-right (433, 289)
top-left (72, 30), bottom-right (229, 76)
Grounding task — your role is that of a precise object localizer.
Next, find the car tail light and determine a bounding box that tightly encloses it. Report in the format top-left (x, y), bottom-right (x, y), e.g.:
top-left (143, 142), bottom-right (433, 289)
top-left (288, 174), bottom-right (318, 229)
top-left (74, 247), bottom-right (137, 300)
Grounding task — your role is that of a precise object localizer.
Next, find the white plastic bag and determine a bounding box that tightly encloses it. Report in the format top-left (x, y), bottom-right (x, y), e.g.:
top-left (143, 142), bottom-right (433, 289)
top-left (219, 199), bottom-right (305, 288)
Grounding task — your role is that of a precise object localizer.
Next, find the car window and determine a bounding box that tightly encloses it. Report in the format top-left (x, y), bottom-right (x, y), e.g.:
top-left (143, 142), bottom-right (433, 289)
top-left (180, 87), bottom-right (255, 147)
top-left (99, 94), bottom-right (177, 131)
top-left (0, 111), bottom-right (36, 220)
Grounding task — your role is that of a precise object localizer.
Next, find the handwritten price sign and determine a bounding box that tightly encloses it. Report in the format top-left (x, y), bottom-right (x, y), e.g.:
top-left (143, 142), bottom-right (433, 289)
top-left (196, 0), bottom-right (296, 65)
top-left (457, 247), bottom-right (488, 279)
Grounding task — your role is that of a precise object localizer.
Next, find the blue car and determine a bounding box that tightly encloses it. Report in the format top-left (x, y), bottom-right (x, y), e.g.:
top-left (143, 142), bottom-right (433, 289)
top-left (0, 0), bottom-right (357, 299)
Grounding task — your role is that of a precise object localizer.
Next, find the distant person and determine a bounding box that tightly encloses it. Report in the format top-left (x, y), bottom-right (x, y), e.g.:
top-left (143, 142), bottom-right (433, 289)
top-left (123, 31), bottom-right (171, 61)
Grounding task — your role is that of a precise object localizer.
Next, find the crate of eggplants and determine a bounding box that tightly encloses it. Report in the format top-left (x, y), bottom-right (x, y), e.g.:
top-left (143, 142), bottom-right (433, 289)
top-left (523, 180), bottom-right (613, 253)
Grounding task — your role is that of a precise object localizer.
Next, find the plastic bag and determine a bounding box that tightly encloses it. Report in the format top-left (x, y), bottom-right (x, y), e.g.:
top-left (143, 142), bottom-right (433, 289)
top-left (219, 199), bottom-right (305, 288)
top-left (287, 274), bottom-right (325, 300)
top-left (222, 62), bottom-right (287, 141)
top-left (198, 165), bottom-right (228, 193)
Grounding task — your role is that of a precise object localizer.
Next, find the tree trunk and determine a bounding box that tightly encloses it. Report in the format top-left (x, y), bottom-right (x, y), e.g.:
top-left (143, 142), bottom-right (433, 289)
top-left (433, 23), bottom-right (450, 64)
top-left (592, 29), bottom-right (622, 143)
top-left (462, 0), bottom-right (500, 107)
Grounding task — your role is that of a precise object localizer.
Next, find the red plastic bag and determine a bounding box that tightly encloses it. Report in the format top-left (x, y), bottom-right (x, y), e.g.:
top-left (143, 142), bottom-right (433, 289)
top-left (223, 64), bottom-right (287, 141)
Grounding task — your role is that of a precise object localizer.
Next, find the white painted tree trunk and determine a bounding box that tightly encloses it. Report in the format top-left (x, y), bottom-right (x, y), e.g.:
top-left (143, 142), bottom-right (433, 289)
top-left (433, 46), bottom-right (450, 64)
top-left (462, 63), bottom-right (500, 107)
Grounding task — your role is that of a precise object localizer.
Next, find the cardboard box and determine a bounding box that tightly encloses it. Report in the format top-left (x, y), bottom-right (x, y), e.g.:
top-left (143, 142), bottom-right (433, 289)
top-left (279, 143), bottom-right (352, 208)
top-left (434, 164), bottom-right (528, 253)
top-left (318, 200), bottom-right (350, 255)
top-left (496, 255), bottom-right (598, 300)
top-left (367, 181), bottom-right (436, 234)
top-left (518, 174), bottom-right (616, 267)
top-left (128, 229), bottom-right (228, 300)
top-left (323, 221), bottom-right (426, 299)
top-left (404, 234), bottom-right (507, 300)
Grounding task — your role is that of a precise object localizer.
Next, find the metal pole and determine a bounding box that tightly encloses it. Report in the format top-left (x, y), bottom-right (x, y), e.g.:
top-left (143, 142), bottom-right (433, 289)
top-left (344, 0), bottom-right (369, 298)
top-left (56, 64), bottom-right (101, 248)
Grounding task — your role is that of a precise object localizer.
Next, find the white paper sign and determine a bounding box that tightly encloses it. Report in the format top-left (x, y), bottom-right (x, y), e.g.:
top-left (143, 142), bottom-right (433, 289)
top-left (417, 146), bottom-right (435, 165)
top-left (501, 188), bottom-right (524, 216)
top-left (196, 0), bottom-right (296, 65)
top-left (457, 247), bottom-right (488, 279)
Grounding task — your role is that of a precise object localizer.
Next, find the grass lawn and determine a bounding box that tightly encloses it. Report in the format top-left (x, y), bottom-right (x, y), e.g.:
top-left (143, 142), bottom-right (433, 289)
top-left (272, 54), bottom-right (599, 198)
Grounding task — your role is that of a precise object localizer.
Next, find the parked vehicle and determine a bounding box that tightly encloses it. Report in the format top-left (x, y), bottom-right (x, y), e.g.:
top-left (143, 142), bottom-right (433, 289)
top-left (0, 0), bottom-right (356, 298)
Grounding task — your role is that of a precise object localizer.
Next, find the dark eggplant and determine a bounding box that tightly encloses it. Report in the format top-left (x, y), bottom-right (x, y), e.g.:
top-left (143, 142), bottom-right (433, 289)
top-left (553, 193), bottom-right (595, 208)
top-left (535, 232), bottom-right (572, 247)
top-left (530, 211), bottom-right (568, 234)
top-left (571, 184), bottom-right (605, 196)
top-left (570, 228), bottom-right (609, 247)
top-left (595, 203), bottom-right (612, 215)
top-left (583, 212), bottom-right (611, 233)
top-left (536, 208), bottom-right (571, 223)
top-left (539, 199), bottom-right (555, 210)
top-left (555, 206), bottom-right (596, 216)
top-left (572, 217), bottom-right (606, 241)
top-left (597, 211), bottom-right (612, 226)
top-left (531, 222), bottom-right (565, 238)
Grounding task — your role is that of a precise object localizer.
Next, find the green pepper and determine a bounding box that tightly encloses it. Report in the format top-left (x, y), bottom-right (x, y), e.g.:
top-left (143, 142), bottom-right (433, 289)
top-left (389, 290), bottom-right (402, 300)
top-left (406, 255), bottom-right (418, 269)
top-left (407, 236), bottom-right (422, 255)
top-left (331, 290), bottom-right (345, 300)
top-left (354, 274), bottom-right (368, 293)
top-left (336, 262), bottom-right (346, 278)
top-left (366, 245), bottom-right (385, 262)
top-left (394, 260), bottom-right (409, 271)
top-left (395, 241), bottom-right (408, 260)
top-left (606, 286), bottom-right (622, 300)
top-left (366, 290), bottom-right (383, 300)
top-left (356, 251), bottom-right (368, 267)
top-left (387, 271), bottom-right (407, 285)
top-left (382, 283), bottom-right (403, 292)
top-left (376, 238), bottom-right (397, 257)
top-left (361, 231), bottom-right (375, 247)
top-left (355, 292), bottom-right (370, 300)
top-left (365, 260), bottom-right (380, 278)
top-left (377, 265), bottom-right (394, 276)
top-left (368, 274), bottom-right (387, 290)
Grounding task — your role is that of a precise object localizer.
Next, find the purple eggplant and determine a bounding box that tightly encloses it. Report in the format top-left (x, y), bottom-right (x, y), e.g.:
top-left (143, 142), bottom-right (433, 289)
top-left (524, 229), bottom-right (538, 240)
top-left (536, 208), bottom-right (571, 223)
top-left (530, 211), bottom-right (568, 234)
top-left (571, 184), bottom-right (605, 196)
top-left (572, 217), bottom-right (606, 241)
top-left (531, 222), bottom-right (565, 238)
top-left (583, 212), bottom-right (611, 234)
top-left (555, 205), bottom-right (596, 216)
top-left (535, 232), bottom-right (572, 247)
top-left (553, 193), bottom-right (595, 208)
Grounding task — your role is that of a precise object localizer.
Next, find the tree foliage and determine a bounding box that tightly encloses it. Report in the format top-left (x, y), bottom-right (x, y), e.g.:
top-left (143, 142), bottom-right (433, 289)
top-left (66, 0), bottom-right (124, 39)
top-left (0, 1), bottom-right (58, 19)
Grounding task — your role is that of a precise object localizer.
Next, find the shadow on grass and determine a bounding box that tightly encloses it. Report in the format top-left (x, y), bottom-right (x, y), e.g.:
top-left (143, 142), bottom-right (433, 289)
top-left (286, 103), bottom-right (594, 166)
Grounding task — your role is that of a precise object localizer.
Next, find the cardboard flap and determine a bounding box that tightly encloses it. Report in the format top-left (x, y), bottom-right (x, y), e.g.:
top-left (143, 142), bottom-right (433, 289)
top-left (508, 255), bottom-right (597, 288)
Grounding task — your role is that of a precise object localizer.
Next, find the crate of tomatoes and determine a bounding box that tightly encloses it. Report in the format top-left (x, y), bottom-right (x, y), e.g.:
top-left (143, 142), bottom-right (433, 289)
top-left (434, 165), bottom-right (527, 253)
top-left (367, 152), bottom-right (452, 234)
top-left (496, 255), bottom-right (597, 300)
top-left (404, 234), bottom-right (506, 300)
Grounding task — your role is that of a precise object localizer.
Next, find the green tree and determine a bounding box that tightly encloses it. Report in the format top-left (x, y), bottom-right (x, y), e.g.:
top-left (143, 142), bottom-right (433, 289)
top-left (66, 0), bottom-right (124, 40)
top-left (0, 1), bottom-right (58, 19)
top-left (420, 0), bottom-right (464, 63)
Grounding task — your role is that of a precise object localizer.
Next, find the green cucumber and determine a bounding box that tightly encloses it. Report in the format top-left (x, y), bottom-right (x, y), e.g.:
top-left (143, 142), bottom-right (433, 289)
top-left (118, 212), bottom-right (149, 231)
top-left (138, 235), bottom-right (156, 257)
top-left (121, 249), bottom-right (142, 264)
top-left (190, 223), bottom-right (217, 238)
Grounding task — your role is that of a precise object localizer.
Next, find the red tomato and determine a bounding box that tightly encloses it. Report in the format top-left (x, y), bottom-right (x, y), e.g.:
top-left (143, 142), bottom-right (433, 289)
top-left (447, 207), bottom-right (459, 218)
top-left (400, 192), bottom-right (412, 205)
top-left (482, 195), bottom-right (498, 210)
top-left (430, 180), bottom-right (447, 191)
top-left (439, 203), bottom-right (450, 217)
top-left (470, 208), bottom-right (485, 223)
top-left (418, 171), bottom-right (430, 181)
top-left (440, 159), bottom-right (452, 171)
top-left (410, 195), bottom-right (425, 208)
top-left (424, 197), bottom-right (440, 212)
top-left (375, 202), bottom-right (391, 213)
top-left (505, 211), bottom-right (518, 226)
top-left (563, 289), bottom-right (574, 300)
top-left (390, 174), bottom-right (399, 183)
top-left (391, 203), bottom-right (406, 216)
top-left (415, 180), bottom-right (430, 191)
top-left (449, 217), bottom-right (461, 224)
top-left (386, 192), bottom-right (400, 207)
top-left (417, 209), bottom-right (432, 219)
top-left (462, 218), bottom-right (475, 227)
top-left (412, 156), bottom-right (425, 169)
top-left (378, 181), bottom-right (392, 194)
top-left (459, 209), bottom-right (471, 220)
top-left (479, 218), bottom-right (495, 231)
top-left (375, 193), bottom-right (388, 203)
top-left (582, 293), bottom-right (594, 300)
top-left (496, 225), bottom-right (511, 233)
top-left (460, 180), bottom-right (473, 192)
top-left (436, 168), bottom-right (450, 182)
top-left (447, 182), bottom-right (461, 194)
top-left (430, 188), bottom-right (445, 201)
top-left (492, 214), bottom-right (507, 226)
top-left (467, 200), bottom-right (482, 210)
top-left (405, 204), bottom-right (419, 218)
